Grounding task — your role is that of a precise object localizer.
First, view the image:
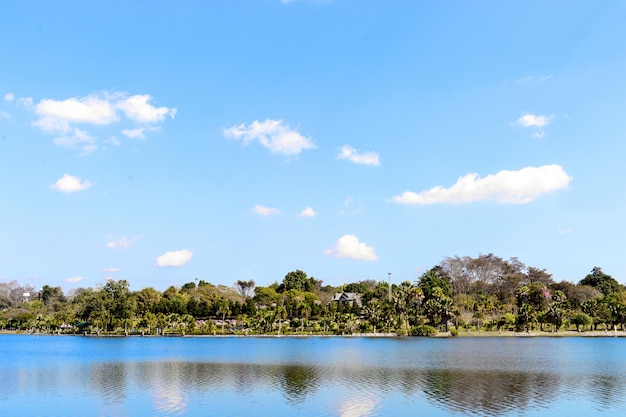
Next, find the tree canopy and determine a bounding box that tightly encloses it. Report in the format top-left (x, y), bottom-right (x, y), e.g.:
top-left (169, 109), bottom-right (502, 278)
top-left (1, 258), bottom-right (624, 337)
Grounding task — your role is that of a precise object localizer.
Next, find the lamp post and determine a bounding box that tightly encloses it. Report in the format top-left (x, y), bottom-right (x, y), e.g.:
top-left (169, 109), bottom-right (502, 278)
top-left (387, 272), bottom-right (392, 334)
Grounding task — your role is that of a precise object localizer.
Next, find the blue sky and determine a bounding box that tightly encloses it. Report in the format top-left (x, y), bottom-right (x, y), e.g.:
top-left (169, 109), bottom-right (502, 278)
top-left (1, 1), bottom-right (625, 292)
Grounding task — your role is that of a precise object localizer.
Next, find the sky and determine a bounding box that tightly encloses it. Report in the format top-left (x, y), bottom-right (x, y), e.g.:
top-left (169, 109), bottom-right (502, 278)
top-left (1, 1), bottom-right (626, 292)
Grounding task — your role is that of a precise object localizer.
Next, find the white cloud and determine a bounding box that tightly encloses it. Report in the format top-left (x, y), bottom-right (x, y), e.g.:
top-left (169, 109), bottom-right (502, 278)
top-left (32, 93), bottom-right (176, 129)
top-left (121, 126), bottom-right (160, 139)
top-left (53, 127), bottom-right (98, 155)
top-left (116, 94), bottom-right (177, 123)
top-left (24, 91), bottom-right (175, 153)
top-left (106, 236), bottom-right (132, 249)
top-left (0, 110), bottom-right (9, 119)
top-left (300, 206), bottom-right (317, 218)
top-left (338, 145), bottom-right (380, 166)
top-left (102, 267), bottom-right (122, 272)
top-left (107, 235), bottom-right (142, 249)
top-left (324, 234), bottom-right (378, 261)
top-left (512, 113), bottom-right (554, 128)
top-left (35, 95), bottom-right (118, 126)
top-left (4, 92), bottom-right (15, 102)
top-left (33, 116), bottom-right (71, 134)
top-left (50, 174), bottom-right (92, 193)
top-left (392, 164), bottom-right (572, 205)
top-left (156, 249), bottom-right (193, 267)
top-left (224, 119), bottom-right (316, 156)
top-left (64, 276), bottom-right (84, 284)
top-left (516, 74), bottom-right (553, 83)
top-left (252, 204), bottom-right (281, 216)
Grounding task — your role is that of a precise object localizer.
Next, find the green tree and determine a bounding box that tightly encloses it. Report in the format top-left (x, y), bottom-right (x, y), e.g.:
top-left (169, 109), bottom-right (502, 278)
top-left (216, 299), bottom-right (231, 333)
top-left (344, 280), bottom-right (376, 295)
top-left (167, 313), bottom-right (182, 333)
top-left (181, 314), bottom-right (196, 334)
top-left (579, 267), bottom-right (621, 296)
top-left (103, 279), bottom-right (135, 327)
top-left (296, 300), bottom-right (312, 332)
top-left (545, 303), bottom-right (566, 332)
top-left (515, 303), bottom-right (537, 332)
top-left (497, 313), bottom-right (516, 330)
top-left (393, 281), bottom-right (423, 335)
top-left (418, 269), bottom-right (453, 299)
top-left (39, 285), bottom-right (66, 311)
top-left (422, 287), bottom-right (454, 331)
top-left (135, 287), bottom-right (162, 315)
top-left (254, 308), bottom-right (274, 333)
top-left (253, 286), bottom-right (281, 307)
top-left (278, 270), bottom-right (318, 293)
top-left (570, 312), bottom-right (592, 332)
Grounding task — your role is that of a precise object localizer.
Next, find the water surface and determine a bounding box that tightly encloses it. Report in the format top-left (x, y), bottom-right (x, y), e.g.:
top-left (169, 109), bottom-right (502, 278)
top-left (1, 335), bottom-right (624, 416)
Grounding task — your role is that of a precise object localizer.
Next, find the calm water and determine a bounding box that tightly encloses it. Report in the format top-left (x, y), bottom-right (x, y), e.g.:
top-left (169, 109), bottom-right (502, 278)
top-left (1, 335), bottom-right (625, 417)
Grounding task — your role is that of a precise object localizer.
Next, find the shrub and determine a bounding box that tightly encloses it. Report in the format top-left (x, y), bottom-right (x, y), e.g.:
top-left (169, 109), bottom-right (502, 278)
top-left (410, 325), bottom-right (437, 337)
top-left (497, 313), bottom-right (516, 330)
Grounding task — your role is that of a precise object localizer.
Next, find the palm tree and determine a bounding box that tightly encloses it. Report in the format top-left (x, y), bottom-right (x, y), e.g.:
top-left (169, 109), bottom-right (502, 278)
top-left (155, 312), bottom-right (168, 335)
top-left (341, 313), bottom-right (359, 334)
top-left (274, 305), bottom-right (287, 335)
top-left (181, 314), bottom-right (196, 335)
top-left (167, 313), bottom-right (182, 333)
top-left (296, 302), bottom-right (312, 333)
top-left (363, 300), bottom-right (382, 333)
top-left (254, 308), bottom-right (273, 333)
top-left (216, 301), bottom-right (231, 334)
top-left (393, 281), bottom-right (422, 335)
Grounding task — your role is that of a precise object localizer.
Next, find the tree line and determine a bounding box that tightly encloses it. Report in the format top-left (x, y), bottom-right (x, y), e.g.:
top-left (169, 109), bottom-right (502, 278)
top-left (1, 254), bottom-right (624, 336)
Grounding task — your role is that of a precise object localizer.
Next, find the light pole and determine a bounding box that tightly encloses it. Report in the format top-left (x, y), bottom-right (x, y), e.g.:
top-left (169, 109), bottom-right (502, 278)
top-left (387, 272), bottom-right (392, 334)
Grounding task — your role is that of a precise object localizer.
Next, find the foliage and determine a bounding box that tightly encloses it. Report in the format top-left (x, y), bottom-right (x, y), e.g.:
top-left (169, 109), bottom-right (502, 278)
top-left (277, 270), bottom-right (319, 293)
top-left (579, 267), bottom-right (622, 296)
top-left (410, 325), bottom-right (437, 337)
top-left (1, 260), bottom-right (623, 337)
top-left (570, 312), bottom-right (592, 332)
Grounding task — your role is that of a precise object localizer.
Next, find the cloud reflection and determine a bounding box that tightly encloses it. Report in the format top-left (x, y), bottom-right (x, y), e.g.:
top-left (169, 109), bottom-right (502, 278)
top-left (338, 395), bottom-right (379, 417)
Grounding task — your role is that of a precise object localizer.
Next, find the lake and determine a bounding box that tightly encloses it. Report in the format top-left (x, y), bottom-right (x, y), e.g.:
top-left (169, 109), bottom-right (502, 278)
top-left (1, 334), bottom-right (624, 416)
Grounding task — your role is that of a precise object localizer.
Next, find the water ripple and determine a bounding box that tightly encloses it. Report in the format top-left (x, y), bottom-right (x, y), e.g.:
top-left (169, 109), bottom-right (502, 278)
top-left (2, 336), bottom-right (626, 416)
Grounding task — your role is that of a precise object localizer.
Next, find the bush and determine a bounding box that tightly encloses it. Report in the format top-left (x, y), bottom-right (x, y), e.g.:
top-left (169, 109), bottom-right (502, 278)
top-left (497, 313), bottom-right (516, 330)
top-left (450, 327), bottom-right (459, 337)
top-left (410, 325), bottom-right (437, 337)
top-left (483, 320), bottom-right (497, 331)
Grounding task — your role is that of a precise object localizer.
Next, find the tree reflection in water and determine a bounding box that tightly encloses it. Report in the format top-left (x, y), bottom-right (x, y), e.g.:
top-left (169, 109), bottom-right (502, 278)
top-left (277, 365), bottom-right (320, 403)
top-left (79, 360), bottom-right (626, 416)
top-left (4, 336), bottom-right (626, 416)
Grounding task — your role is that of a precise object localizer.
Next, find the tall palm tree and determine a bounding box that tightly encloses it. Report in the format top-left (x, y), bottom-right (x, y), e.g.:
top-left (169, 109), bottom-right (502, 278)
top-left (216, 301), bottom-right (231, 334)
top-left (296, 301), bottom-right (312, 333)
top-left (274, 305), bottom-right (287, 335)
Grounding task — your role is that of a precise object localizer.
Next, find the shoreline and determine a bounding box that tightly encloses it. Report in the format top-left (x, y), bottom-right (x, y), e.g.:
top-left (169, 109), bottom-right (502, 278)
top-left (2, 330), bottom-right (625, 338)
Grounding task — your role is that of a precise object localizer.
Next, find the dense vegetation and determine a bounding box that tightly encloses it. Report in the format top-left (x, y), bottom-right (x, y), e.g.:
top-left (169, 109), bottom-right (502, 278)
top-left (1, 254), bottom-right (625, 336)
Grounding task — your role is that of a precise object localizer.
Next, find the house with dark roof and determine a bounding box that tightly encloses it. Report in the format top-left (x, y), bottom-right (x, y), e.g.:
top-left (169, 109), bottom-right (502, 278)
top-left (330, 292), bottom-right (362, 307)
